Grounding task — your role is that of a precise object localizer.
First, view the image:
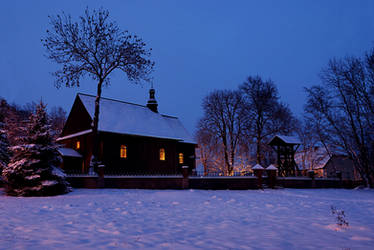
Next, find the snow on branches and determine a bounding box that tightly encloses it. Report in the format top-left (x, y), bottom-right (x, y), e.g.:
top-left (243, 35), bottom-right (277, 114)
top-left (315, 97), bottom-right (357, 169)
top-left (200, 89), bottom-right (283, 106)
top-left (2, 101), bottom-right (71, 196)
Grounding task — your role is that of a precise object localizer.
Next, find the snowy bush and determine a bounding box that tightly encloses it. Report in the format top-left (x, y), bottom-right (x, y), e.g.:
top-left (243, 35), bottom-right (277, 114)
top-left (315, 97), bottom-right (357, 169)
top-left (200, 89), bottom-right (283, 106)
top-left (1, 102), bottom-right (71, 196)
top-left (330, 205), bottom-right (349, 230)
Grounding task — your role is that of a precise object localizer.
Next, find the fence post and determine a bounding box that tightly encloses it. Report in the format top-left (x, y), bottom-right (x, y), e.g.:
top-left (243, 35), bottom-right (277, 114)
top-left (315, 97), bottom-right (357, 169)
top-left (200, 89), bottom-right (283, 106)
top-left (266, 164), bottom-right (277, 188)
top-left (97, 164), bottom-right (105, 188)
top-left (307, 170), bottom-right (315, 188)
top-left (252, 164), bottom-right (264, 189)
top-left (182, 165), bottom-right (189, 189)
top-left (336, 170), bottom-right (342, 188)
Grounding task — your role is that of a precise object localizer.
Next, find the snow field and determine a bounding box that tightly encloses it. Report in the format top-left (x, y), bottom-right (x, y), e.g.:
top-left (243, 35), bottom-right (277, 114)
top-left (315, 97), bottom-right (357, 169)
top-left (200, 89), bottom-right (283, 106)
top-left (0, 188), bottom-right (374, 249)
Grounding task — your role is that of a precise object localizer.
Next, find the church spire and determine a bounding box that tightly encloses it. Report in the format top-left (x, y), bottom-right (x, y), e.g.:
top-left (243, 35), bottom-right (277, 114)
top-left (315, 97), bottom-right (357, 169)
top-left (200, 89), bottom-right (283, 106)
top-left (147, 86), bottom-right (158, 113)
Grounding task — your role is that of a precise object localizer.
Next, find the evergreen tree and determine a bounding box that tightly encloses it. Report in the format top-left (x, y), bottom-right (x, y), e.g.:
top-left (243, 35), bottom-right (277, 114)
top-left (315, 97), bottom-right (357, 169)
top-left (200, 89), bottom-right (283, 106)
top-left (0, 126), bottom-right (10, 174)
top-left (2, 102), bottom-right (71, 196)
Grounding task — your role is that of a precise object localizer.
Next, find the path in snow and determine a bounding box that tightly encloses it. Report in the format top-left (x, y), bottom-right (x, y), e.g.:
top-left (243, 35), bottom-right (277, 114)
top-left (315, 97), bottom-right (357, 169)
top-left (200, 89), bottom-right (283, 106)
top-left (0, 188), bottom-right (374, 249)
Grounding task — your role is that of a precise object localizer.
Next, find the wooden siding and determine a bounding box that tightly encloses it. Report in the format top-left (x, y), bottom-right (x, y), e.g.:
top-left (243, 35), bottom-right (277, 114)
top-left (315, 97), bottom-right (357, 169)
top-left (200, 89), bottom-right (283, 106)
top-left (61, 97), bottom-right (92, 137)
top-left (59, 132), bottom-right (196, 174)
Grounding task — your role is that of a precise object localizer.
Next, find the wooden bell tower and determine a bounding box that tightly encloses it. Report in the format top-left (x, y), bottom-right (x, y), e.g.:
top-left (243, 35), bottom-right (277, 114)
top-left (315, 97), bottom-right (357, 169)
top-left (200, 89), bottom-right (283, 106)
top-left (268, 135), bottom-right (301, 176)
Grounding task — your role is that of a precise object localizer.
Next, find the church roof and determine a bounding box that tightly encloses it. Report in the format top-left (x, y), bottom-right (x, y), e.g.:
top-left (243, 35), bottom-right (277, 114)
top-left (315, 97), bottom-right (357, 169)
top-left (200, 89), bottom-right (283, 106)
top-left (76, 93), bottom-right (196, 144)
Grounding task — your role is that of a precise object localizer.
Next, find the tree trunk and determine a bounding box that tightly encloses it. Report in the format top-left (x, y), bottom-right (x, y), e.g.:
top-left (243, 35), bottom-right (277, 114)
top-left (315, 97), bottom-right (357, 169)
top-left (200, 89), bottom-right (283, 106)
top-left (91, 79), bottom-right (104, 171)
top-left (256, 135), bottom-right (261, 165)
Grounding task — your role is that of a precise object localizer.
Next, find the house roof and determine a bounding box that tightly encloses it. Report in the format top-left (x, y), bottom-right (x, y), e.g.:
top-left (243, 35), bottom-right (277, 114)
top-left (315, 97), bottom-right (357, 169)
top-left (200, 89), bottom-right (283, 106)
top-left (294, 147), bottom-right (331, 170)
top-left (268, 135), bottom-right (301, 145)
top-left (76, 93), bottom-right (196, 144)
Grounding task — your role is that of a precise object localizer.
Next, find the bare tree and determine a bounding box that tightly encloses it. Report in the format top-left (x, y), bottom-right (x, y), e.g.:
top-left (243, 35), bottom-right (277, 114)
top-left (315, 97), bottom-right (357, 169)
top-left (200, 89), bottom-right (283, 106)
top-left (240, 76), bottom-right (296, 165)
top-left (305, 49), bottom-right (374, 187)
top-left (49, 106), bottom-right (67, 138)
top-left (199, 90), bottom-right (245, 175)
top-left (43, 8), bottom-right (154, 169)
top-left (195, 118), bottom-right (218, 175)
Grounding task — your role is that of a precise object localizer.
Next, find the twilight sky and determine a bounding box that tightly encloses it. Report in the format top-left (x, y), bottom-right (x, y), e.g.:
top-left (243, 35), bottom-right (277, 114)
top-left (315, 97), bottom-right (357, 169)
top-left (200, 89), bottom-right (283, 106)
top-left (1, 0), bottom-right (374, 133)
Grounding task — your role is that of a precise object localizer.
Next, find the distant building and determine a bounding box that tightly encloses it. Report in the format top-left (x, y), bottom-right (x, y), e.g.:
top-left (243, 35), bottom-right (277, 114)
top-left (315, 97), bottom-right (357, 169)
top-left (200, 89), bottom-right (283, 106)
top-left (57, 89), bottom-right (196, 174)
top-left (295, 147), bottom-right (360, 180)
top-left (323, 155), bottom-right (360, 180)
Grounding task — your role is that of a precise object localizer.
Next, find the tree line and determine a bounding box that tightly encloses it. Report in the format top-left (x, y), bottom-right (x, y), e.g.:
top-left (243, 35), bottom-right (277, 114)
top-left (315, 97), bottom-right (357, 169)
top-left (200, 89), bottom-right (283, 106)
top-left (196, 76), bottom-right (297, 176)
top-left (0, 97), bottom-right (66, 143)
top-left (196, 46), bottom-right (374, 187)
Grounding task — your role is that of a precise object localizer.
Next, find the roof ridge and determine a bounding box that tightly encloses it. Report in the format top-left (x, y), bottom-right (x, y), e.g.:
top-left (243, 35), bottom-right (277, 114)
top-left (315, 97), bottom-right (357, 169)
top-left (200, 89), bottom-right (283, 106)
top-left (161, 114), bottom-right (178, 119)
top-left (78, 92), bottom-right (147, 108)
top-left (77, 92), bottom-right (176, 118)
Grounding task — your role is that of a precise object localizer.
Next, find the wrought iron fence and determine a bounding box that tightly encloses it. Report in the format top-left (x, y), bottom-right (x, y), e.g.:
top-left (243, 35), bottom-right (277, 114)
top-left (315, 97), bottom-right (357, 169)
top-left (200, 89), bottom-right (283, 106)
top-left (190, 171), bottom-right (254, 177)
top-left (63, 168), bottom-right (254, 177)
top-left (64, 168), bottom-right (183, 177)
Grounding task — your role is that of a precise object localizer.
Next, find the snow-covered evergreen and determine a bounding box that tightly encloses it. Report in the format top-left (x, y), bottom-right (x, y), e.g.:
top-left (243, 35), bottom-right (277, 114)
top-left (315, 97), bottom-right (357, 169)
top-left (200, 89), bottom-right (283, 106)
top-left (0, 125), bottom-right (10, 174)
top-left (2, 102), bottom-right (71, 196)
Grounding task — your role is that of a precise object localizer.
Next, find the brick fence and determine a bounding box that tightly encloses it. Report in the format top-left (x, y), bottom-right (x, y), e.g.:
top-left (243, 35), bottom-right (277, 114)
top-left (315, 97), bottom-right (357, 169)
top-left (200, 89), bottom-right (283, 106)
top-left (65, 175), bottom-right (362, 189)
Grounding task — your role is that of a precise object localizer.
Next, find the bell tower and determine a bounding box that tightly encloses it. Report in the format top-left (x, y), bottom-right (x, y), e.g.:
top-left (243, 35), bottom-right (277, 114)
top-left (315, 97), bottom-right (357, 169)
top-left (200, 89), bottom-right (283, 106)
top-left (147, 86), bottom-right (158, 113)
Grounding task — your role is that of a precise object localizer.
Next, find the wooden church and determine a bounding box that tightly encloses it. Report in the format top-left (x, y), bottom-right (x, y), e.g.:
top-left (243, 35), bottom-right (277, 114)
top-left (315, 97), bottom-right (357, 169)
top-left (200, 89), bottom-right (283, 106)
top-left (57, 89), bottom-right (196, 175)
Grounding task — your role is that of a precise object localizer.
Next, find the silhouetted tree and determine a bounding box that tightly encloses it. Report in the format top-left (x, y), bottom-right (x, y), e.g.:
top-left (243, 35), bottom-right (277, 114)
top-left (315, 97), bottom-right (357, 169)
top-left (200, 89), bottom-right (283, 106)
top-left (305, 48), bottom-right (374, 187)
top-left (43, 8), bottom-right (154, 169)
top-left (199, 90), bottom-right (245, 175)
top-left (240, 76), bottom-right (296, 165)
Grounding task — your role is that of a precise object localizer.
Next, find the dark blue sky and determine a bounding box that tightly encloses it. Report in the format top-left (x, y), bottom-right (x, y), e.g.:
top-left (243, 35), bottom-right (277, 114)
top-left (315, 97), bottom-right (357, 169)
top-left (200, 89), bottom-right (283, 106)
top-left (1, 1), bottom-right (374, 133)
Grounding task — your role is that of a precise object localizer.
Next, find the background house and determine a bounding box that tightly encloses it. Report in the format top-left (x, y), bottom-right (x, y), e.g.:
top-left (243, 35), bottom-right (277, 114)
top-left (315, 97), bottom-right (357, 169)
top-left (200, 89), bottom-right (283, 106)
top-left (57, 90), bottom-right (196, 175)
top-left (295, 147), bottom-right (360, 180)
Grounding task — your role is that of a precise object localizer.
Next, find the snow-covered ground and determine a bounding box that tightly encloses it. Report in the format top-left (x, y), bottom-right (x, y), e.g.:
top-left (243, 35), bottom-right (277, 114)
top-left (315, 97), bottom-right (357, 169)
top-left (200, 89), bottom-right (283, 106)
top-left (1, 188), bottom-right (374, 249)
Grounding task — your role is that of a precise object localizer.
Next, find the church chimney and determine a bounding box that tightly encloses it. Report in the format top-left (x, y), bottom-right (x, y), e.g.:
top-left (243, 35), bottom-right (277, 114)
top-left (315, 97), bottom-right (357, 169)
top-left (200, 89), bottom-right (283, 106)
top-left (147, 88), bottom-right (158, 113)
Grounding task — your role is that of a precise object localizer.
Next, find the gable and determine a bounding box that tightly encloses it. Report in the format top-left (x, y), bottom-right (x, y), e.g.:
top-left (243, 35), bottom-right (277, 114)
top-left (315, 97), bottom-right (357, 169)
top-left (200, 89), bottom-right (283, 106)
top-left (60, 96), bottom-right (92, 137)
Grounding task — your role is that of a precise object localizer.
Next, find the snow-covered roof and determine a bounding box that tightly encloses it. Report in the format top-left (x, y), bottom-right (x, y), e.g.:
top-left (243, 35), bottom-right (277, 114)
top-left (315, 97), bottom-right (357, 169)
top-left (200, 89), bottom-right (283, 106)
top-left (266, 164), bottom-right (278, 170)
top-left (252, 164), bottom-right (264, 170)
top-left (269, 135), bottom-right (301, 145)
top-left (57, 148), bottom-right (82, 158)
top-left (77, 93), bottom-right (196, 144)
top-left (294, 147), bottom-right (331, 170)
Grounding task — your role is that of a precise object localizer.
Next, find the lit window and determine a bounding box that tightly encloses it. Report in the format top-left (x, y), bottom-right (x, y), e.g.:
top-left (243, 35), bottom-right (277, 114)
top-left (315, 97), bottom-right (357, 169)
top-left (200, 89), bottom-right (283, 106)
top-left (179, 153), bottom-right (184, 164)
top-left (160, 148), bottom-right (165, 161)
top-left (76, 141), bottom-right (80, 149)
top-left (120, 145), bottom-right (127, 158)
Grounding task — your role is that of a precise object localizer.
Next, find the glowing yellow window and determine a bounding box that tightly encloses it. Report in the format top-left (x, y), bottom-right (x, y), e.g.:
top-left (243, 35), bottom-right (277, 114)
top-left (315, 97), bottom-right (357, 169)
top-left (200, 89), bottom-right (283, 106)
top-left (120, 145), bottom-right (127, 158)
top-left (178, 153), bottom-right (184, 164)
top-left (160, 148), bottom-right (165, 161)
top-left (76, 141), bottom-right (80, 149)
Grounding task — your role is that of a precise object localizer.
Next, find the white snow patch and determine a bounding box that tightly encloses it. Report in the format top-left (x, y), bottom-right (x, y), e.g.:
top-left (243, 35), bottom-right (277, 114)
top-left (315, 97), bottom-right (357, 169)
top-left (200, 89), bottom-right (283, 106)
top-left (0, 188), bottom-right (374, 249)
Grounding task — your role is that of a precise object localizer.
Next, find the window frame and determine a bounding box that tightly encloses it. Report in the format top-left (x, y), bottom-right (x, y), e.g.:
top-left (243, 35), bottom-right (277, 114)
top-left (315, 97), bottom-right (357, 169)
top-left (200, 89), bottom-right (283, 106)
top-left (159, 148), bottom-right (166, 161)
top-left (178, 153), bottom-right (184, 164)
top-left (120, 145), bottom-right (127, 159)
